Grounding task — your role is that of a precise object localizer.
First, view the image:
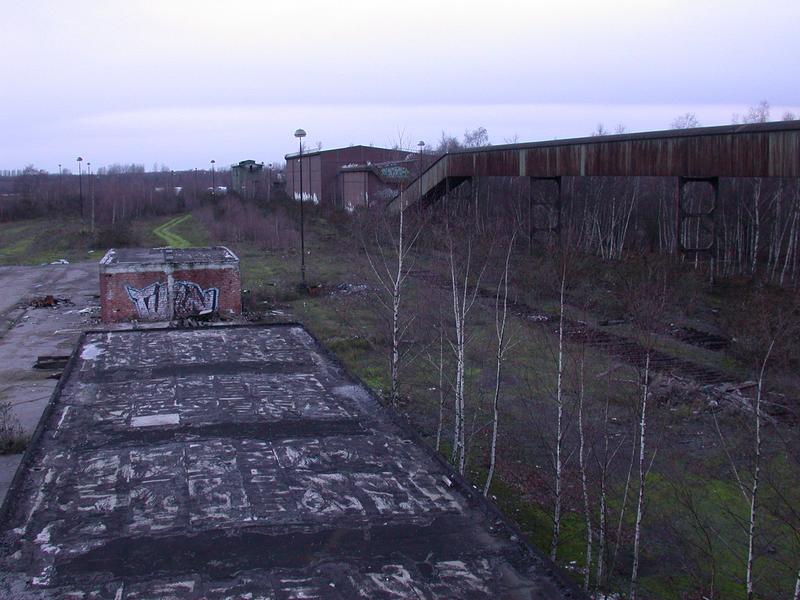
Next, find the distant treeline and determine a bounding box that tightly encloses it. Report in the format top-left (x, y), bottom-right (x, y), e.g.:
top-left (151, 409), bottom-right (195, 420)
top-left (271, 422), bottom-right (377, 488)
top-left (0, 164), bottom-right (233, 223)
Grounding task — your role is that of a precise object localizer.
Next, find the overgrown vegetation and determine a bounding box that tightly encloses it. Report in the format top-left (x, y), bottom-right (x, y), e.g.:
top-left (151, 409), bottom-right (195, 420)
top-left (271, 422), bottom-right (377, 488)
top-left (0, 398), bottom-right (26, 455)
top-left (1, 174), bottom-right (799, 599)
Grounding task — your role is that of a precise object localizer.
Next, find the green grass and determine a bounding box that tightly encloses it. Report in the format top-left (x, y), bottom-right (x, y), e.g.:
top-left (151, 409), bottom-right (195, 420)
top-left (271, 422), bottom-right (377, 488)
top-left (0, 218), bottom-right (93, 265)
top-left (3, 205), bottom-right (800, 599)
top-left (152, 214), bottom-right (193, 247)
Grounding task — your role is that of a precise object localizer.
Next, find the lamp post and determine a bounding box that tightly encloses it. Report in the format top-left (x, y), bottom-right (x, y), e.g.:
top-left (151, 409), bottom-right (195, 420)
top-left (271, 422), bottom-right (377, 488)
top-left (294, 128), bottom-right (307, 288)
top-left (267, 163), bottom-right (273, 203)
top-left (76, 157), bottom-right (83, 218)
top-left (88, 161), bottom-right (94, 232)
top-left (210, 159), bottom-right (216, 194)
top-left (417, 141), bottom-right (425, 207)
top-left (58, 163), bottom-right (62, 202)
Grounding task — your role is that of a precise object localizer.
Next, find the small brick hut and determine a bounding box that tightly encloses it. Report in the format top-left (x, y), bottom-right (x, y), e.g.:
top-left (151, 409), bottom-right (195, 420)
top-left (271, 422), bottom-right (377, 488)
top-left (99, 247), bottom-right (241, 323)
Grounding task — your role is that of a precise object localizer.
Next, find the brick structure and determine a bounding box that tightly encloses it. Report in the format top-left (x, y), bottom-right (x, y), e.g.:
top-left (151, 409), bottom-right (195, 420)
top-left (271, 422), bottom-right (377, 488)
top-left (99, 247), bottom-right (241, 322)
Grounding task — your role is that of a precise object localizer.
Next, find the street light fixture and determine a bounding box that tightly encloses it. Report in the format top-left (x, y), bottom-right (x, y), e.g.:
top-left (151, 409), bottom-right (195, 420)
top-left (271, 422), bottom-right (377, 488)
top-left (210, 159), bottom-right (216, 195)
top-left (417, 141), bottom-right (425, 207)
top-left (88, 161), bottom-right (94, 232)
top-left (76, 157), bottom-right (84, 219)
top-left (294, 128), bottom-right (307, 288)
top-left (267, 163), bottom-right (273, 203)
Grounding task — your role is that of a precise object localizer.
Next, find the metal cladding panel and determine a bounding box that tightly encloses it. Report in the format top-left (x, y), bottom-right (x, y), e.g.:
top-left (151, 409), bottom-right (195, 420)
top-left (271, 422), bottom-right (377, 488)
top-left (556, 144), bottom-right (584, 176)
top-left (584, 141), bottom-right (633, 176)
top-left (526, 146), bottom-right (561, 176)
top-left (684, 135), bottom-right (725, 177)
top-left (322, 147), bottom-right (409, 205)
top-left (485, 150), bottom-right (520, 176)
top-left (731, 133), bottom-right (769, 177)
top-left (285, 155), bottom-right (322, 202)
top-left (388, 122), bottom-right (800, 212)
top-left (432, 158), bottom-right (450, 184)
top-left (341, 171), bottom-right (369, 209)
top-left (769, 131), bottom-right (800, 177)
top-left (627, 139), bottom-right (673, 176)
top-left (448, 153), bottom-right (474, 176)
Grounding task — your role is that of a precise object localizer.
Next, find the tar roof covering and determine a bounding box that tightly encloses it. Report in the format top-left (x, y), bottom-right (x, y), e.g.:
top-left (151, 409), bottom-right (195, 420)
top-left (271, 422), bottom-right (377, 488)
top-left (0, 325), bottom-right (579, 599)
top-left (100, 247), bottom-right (239, 267)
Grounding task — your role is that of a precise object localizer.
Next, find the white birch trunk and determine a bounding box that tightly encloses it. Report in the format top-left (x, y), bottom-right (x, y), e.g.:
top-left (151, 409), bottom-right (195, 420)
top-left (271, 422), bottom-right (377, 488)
top-left (449, 243), bottom-right (467, 472)
top-left (793, 567), bottom-right (800, 600)
top-left (550, 266), bottom-right (567, 562)
top-left (389, 204), bottom-right (404, 405)
top-left (752, 179), bottom-right (761, 278)
top-left (435, 329), bottom-right (445, 452)
top-left (484, 233), bottom-right (514, 496)
top-left (630, 351), bottom-right (651, 600)
top-left (578, 355), bottom-right (592, 591)
top-left (596, 398), bottom-right (610, 588)
top-left (746, 340), bottom-right (774, 600)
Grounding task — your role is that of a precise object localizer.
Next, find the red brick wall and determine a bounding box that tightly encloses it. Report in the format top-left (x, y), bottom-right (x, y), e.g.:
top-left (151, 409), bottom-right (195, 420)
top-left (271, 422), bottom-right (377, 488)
top-left (101, 269), bottom-right (166, 322)
top-left (100, 265), bottom-right (241, 323)
top-left (171, 267), bottom-right (241, 317)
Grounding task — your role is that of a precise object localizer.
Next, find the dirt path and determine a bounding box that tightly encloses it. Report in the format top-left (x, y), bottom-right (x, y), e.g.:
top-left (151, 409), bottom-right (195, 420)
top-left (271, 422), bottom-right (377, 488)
top-left (153, 214), bottom-right (192, 247)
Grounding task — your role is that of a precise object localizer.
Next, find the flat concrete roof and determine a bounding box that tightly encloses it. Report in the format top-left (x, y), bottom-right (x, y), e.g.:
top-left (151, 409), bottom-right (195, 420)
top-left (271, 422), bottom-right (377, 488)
top-left (100, 247), bottom-right (239, 268)
top-left (0, 325), bottom-right (578, 599)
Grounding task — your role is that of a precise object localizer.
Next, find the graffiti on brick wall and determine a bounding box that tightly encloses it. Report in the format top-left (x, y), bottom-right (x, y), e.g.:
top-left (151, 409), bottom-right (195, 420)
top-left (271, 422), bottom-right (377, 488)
top-left (173, 280), bottom-right (219, 318)
top-left (125, 282), bottom-right (169, 320)
top-left (379, 166), bottom-right (410, 179)
top-left (125, 281), bottom-right (219, 320)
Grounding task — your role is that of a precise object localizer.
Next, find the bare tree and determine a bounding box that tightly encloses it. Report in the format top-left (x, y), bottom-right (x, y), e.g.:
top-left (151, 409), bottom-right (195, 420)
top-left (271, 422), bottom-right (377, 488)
top-left (629, 352), bottom-right (651, 600)
top-left (436, 131), bottom-right (462, 153)
top-left (463, 126), bottom-right (490, 148)
top-left (446, 225), bottom-right (489, 474)
top-left (577, 347), bottom-right (592, 592)
top-left (734, 100), bottom-right (771, 124)
top-left (550, 261), bottom-right (567, 561)
top-left (745, 341), bottom-right (774, 600)
top-left (713, 339), bottom-right (776, 600)
top-left (671, 112), bottom-right (701, 129)
top-left (483, 231), bottom-right (516, 496)
top-left (362, 189), bottom-right (424, 406)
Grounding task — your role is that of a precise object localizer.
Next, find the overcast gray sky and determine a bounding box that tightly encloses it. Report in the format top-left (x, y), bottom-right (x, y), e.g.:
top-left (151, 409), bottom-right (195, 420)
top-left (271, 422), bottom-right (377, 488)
top-left (1, 0), bottom-right (797, 172)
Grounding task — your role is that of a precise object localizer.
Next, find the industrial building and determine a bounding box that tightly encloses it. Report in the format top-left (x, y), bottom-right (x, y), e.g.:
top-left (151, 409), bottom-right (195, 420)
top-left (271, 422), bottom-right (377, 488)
top-left (231, 159), bottom-right (264, 198)
top-left (338, 158), bottom-right (426, 210)
top-left (284, 145), bottom-right (421, 208)
top-left (99, 247), bottom-right (241, 322)
top-left (0, 325), bottom-right (578, 598)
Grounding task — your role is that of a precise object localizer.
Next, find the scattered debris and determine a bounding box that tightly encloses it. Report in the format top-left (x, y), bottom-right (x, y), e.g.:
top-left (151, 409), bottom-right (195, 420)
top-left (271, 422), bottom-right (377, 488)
top-left (332, 282), bottom-right (370, 296)
top-left (599, 318), bottom-right (628, 326)
top-left (29, 295), bottom-right (73, 308)
top-left (668, 324), bottom-right (731, 350)
top-left (526, 314), bottom-right (551, 322)
top-left (33, 355), bottom-right (70, 370)
top-left (308, 284), bottom-right (326, 297)
top-left (651, 375), bottom-right (794, 421)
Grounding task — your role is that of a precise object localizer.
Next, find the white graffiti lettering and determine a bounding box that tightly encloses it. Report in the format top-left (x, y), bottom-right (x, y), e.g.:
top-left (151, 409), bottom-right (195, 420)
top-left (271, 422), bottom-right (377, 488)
top-left (124, 281), bottom-right (219, 320)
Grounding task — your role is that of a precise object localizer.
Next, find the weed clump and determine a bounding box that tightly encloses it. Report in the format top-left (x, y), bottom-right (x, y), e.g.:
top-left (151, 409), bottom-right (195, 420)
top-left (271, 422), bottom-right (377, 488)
top-left (0, 400), bottom-right (26, 455)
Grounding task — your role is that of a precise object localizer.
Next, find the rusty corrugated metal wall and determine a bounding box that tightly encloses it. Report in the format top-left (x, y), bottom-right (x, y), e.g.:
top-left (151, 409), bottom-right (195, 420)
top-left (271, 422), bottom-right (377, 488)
top-left (285, 146), bottom-right (410, 206)
top-left (393, 121), bottom-right (800, 211)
